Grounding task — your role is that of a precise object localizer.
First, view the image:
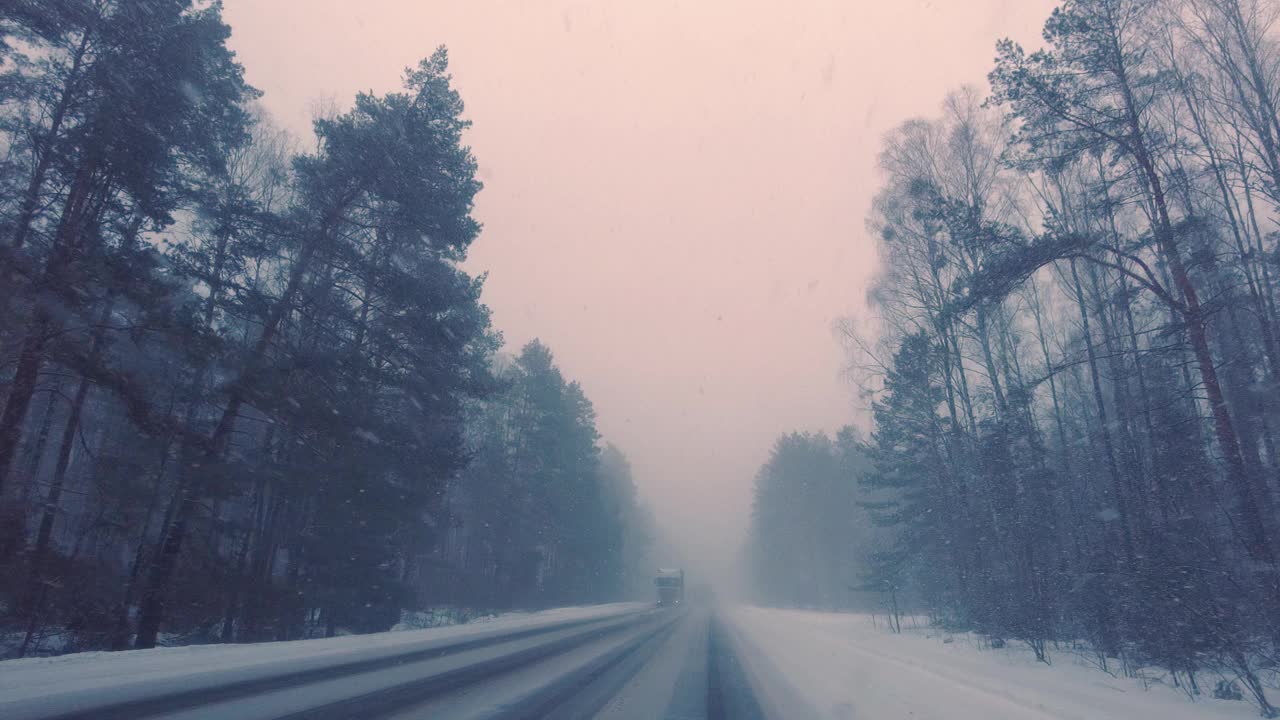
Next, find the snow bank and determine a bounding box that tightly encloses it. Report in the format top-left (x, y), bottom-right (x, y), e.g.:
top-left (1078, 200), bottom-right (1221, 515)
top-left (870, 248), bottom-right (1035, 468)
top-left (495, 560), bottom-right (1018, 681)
top-left (728, 606), bottom-right (1261, 720)
top-left (0, 602), bottom-right (647, 709)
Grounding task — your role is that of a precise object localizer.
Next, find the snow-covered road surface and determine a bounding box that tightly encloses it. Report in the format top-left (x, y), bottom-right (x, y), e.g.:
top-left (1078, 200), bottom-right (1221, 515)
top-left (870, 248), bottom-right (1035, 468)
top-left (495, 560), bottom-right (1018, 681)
top-left (0, 603), bottom-right (770, 719)
top-left (0, 602), bottom-right (649, 709)
top-left (729, 606), bottom-right (1261, 720)
top-left (0, 603), bottom-right (660, 719)
top-left (7, 602), bottom-right (1243, 719)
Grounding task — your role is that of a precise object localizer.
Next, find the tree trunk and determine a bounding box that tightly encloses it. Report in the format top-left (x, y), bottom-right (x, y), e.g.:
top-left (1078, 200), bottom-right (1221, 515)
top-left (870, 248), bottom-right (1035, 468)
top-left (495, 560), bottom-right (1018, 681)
top-left (1116, 48), bottom-right (1278, 558)
top-left (134, 219), bottom-right (329, 649)
top-left (0, 160), bottom-right (99, 493)
top-left (1070, 259), bottom-right (1135, 563)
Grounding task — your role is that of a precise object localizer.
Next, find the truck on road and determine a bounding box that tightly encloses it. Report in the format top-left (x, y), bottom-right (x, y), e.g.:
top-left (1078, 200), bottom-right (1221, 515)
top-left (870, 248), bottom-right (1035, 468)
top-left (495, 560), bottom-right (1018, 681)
top-left (655, 568), bottom-right (685, 606)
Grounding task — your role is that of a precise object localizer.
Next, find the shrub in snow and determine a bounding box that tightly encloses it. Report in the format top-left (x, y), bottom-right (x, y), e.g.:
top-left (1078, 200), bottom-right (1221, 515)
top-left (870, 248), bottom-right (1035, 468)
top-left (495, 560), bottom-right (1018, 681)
top-left (1213, 680), bottom-right (1244, 702)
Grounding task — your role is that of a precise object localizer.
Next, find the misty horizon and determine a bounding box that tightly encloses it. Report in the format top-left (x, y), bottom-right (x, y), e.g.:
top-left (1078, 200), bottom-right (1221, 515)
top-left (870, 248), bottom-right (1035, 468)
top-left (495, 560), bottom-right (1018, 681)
top-left (220, 0), bottom-right (1057, 577)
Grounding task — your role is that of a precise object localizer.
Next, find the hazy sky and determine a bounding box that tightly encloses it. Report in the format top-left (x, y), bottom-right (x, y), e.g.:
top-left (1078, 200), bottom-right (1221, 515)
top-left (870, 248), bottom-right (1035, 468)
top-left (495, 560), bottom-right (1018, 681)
top-left (221, 0), bottom-right (1056, 579)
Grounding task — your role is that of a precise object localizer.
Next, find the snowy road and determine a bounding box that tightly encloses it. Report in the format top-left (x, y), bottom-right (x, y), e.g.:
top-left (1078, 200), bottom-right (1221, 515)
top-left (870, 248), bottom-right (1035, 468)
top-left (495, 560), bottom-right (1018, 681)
top-left (0, 604), bottom-right (767, 720)
top-left (4, 604), bottom-right (1254, 719)
top-left (730, 607), bottom-right (1262, 720)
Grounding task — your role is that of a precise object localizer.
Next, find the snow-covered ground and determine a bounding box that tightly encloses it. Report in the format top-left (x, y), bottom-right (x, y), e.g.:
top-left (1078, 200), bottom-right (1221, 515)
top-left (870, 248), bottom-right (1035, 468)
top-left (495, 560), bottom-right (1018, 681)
top-left (728, 606), bottom-right (1262, 720)
top-left (0, 602), bottom-right (647, 710)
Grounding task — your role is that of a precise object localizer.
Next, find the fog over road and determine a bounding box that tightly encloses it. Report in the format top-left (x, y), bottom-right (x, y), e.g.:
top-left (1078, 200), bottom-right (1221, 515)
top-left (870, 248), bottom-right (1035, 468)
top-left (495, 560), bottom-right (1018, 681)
top-left (219, 0), bottom-right (1058, 579)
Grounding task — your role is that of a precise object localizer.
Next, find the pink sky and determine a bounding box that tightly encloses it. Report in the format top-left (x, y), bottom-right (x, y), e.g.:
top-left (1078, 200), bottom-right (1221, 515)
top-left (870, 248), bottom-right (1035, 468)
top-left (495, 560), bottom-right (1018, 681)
top-left (222, 0), bottom-right (1056, 581)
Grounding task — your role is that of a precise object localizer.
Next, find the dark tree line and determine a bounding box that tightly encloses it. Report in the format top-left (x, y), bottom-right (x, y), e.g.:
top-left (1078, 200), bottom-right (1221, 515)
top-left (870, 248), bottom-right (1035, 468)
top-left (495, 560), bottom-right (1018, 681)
top-left (0, 1), bottom-right (648, 657)
top-left (421, 343), bottom-right (657, 613)
top-left (744, 429), bottom-right (875, 609)
top-left (848, 0), bottom-right (1280, 713)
